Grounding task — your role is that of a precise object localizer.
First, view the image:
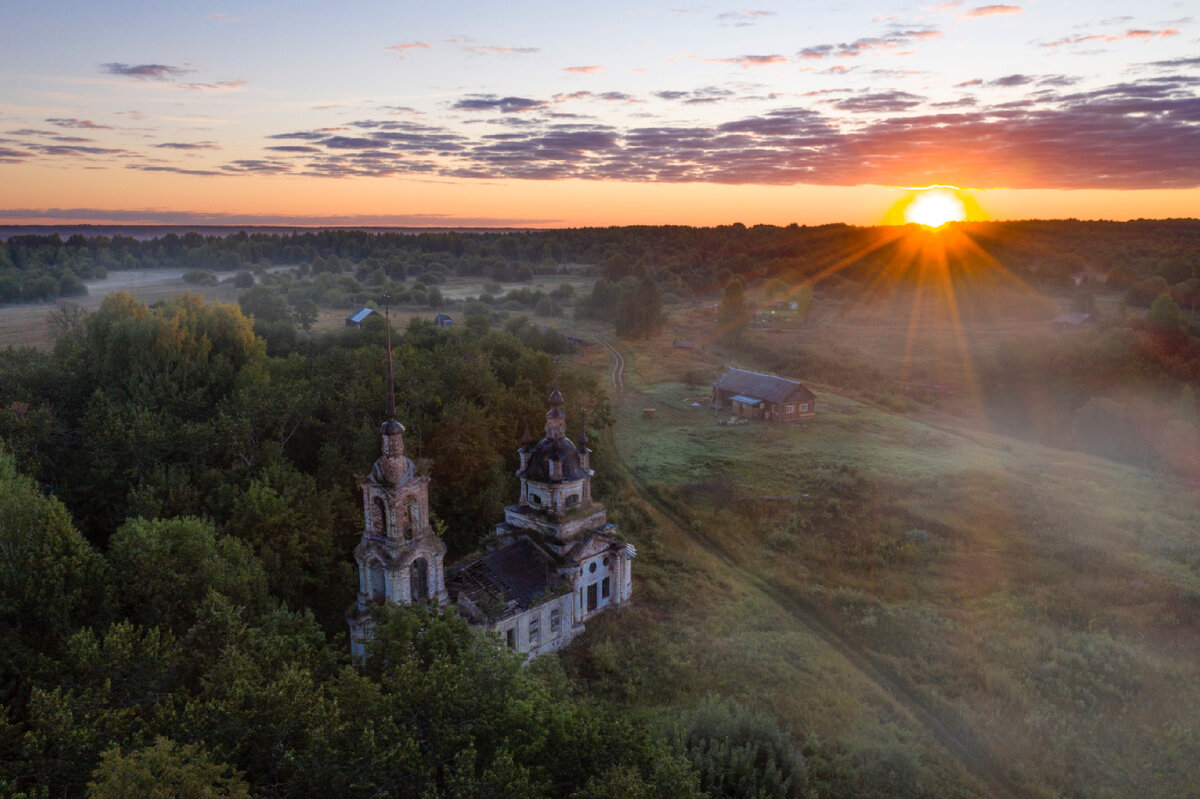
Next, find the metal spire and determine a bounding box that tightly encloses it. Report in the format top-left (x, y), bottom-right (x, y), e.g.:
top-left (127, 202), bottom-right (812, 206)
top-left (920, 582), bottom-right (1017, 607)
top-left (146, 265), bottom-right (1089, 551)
top-left (384, 296), bottom-right (396, 421)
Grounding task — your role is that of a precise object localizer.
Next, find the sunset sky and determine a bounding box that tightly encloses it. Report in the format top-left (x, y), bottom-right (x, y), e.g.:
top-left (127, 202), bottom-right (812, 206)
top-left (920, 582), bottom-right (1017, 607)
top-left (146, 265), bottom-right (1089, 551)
top-left (1, 1), bottom-right (1197, 227)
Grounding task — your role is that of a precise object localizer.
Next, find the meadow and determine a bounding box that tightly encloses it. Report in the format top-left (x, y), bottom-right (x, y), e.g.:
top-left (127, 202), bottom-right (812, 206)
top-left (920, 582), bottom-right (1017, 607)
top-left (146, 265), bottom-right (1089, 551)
top-left (564, 305), bottom-right (1200, 798)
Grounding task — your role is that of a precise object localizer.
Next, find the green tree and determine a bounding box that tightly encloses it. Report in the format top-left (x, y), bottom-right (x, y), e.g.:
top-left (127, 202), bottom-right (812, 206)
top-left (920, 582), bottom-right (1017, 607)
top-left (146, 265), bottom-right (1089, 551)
top-left (1147, 293), bottom-right (1183, 335)
top-left (717, 278), bottom-right (750, 343)
top-left (107, 517), bottom-right (269, 631)
top-left (0, 448), bottom-right (109, 668)
top-left (89, 737), bottom-right (250, 799)
top-left (615, 277), bottom-right (665, 339)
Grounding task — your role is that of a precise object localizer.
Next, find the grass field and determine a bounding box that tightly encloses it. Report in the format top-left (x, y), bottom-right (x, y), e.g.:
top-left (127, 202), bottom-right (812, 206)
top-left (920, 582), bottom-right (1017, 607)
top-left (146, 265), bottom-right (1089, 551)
top-left (569, 325), bottom-right (1200, 798)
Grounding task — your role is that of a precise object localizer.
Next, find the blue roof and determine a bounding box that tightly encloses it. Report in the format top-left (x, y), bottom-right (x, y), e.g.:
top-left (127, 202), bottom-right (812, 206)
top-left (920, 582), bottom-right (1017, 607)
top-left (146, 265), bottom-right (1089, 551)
top-left (348, 308), bottom-right (375, 323)
top-left (729, 394), bottom-right (764, 405)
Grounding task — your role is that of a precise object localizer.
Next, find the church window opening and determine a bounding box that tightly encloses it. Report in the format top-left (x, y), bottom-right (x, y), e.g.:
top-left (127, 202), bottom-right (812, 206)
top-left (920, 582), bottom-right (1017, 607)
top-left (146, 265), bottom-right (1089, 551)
top-left (404, 498), bottom-right (417, 540)
top-left (506, 628), bottom-right (516, 649)
top-left (529, 618), bottom-right (540, 647)
top-left (369, 562), bottom-right (386, 601)
top-left (589, 561), bottom-right (597, 574)
top-left (587, 582), bottom-right (598, 612)
top-left (602, 576), bottom-right (611, 599)
top-left (531, 493), bottom-right (541, 505)
top-left (566, 494), bottom-right (579, 508)
top-left (374, 497), bottom-right (387, 536)
top-left (550, 608), bottom-right (561, 633)
top-left (410, 557), bottom-right (429, 602)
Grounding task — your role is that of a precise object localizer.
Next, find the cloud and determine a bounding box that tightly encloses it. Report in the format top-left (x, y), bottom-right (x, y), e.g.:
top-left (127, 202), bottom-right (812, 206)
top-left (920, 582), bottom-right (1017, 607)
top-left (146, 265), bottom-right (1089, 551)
top-left (153, 141), bottom-right (221, 150)
top-left (451, 94), bottom-right (550, 113)
top-left (990, 73), bottom-right (1033, 86)
top-left (178, 79), bottom-right (247, 92)
top-left (563, 65), bottom-right (604, 74)
top-left (1140, 56), bottom-right (1200, 70)
top-left (386, 42), bottom-right (431, 57)
top-left (653, 86), bottom-right (735, 103)
top-left (265, 145), bottom-right (323, 153)
top-left (798, 27), bottom-right (940, 59)
top-left (127, 164), bottom-right (223, 177)
top-left (45, 118), bottom-right (112, 130)
top-left (460, 45), bottom-right (540, 56)
top-left (1042, 28), bottom-right (1179, 48)
top-left (716, 10), bottom-right (776, 26)
top-left (833, 91), bottom-right (926, 113)
top-left (707, 54), bottom-right (788, 68)
top-left (238, 76), bottom-right (1200, 190)
top-left (963, 5), bottom-right (1022, 18)
top-left (101, 62), bottom-right (194, 80)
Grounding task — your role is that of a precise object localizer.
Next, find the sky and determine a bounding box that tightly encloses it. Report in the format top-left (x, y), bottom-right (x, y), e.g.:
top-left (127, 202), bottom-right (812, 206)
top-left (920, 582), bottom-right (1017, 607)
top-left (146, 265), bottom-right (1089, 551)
top-left (0, 0), bottom-right (1197, 227)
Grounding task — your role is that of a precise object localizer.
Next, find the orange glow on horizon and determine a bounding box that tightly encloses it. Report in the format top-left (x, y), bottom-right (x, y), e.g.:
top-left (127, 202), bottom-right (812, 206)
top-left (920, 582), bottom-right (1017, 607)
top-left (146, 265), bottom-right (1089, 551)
top-left (883, 186), bottom-right (987, 228)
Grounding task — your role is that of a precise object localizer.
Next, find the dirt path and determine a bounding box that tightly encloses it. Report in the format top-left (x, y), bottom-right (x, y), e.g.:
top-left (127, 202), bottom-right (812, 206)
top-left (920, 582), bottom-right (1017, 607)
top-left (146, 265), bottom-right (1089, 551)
top-left (593, 335), bottom-right (624, 403)
top-left (599, 338), bottom-right (1021, 799)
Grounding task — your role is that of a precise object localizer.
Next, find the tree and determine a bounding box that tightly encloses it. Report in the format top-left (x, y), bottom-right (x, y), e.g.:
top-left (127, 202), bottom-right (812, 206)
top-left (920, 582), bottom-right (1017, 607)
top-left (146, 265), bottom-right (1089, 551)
top-left (673, 697), bottom-right (809, 799)
top-left (717, 278), bottom-right (750, 343)
top-left (292, 298), bottom-right (319, 333)
top-left (615, 278), bottom-right (665, 339)
top-left (107, 517), bottom-right (269, 631)
top-left (0, 448), bottom-right (110, 651)
top-left (88, 737), bottom-right (250, 799)
top-left (1147, 293), bottom-right (1183, 335)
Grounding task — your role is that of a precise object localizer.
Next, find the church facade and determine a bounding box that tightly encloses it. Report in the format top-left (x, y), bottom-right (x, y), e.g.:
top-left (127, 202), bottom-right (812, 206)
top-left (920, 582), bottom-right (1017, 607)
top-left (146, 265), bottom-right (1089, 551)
top-left (349, 340), bottom-right (633, 659)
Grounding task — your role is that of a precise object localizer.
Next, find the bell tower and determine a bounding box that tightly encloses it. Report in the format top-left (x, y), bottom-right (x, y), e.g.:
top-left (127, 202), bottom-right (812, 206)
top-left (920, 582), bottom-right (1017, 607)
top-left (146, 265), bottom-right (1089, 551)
top-left (349, 305), bottom-right (448, 658)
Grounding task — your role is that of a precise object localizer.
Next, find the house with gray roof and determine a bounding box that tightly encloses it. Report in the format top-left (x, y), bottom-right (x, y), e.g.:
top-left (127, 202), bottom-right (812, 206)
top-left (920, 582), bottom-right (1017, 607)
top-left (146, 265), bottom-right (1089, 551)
top-left (711, 367), bottom-right (816, 422)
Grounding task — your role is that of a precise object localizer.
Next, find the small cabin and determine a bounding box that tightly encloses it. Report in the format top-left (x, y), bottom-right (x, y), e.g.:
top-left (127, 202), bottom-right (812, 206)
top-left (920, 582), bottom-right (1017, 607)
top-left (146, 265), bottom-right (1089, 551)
top-left (346, 308), bottom-right (376, 327)
top-left (711, 367), bottom-right (816, 423)
top-left (434, 313), bottom-right (454, 327)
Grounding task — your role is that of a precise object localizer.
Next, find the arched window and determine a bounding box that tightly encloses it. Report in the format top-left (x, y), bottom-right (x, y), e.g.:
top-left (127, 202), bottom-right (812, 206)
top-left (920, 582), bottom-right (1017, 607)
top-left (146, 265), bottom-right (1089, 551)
top-left (404, 498), bottom-right (417, 541)
top-left (369, 562), bottom-right (386, 601)
top-left (410, 557), bottom-right (429, 602)
top-left (565, 494), bottom-right (580, 508)
top-left (374, 497), bottom-right (388, 536)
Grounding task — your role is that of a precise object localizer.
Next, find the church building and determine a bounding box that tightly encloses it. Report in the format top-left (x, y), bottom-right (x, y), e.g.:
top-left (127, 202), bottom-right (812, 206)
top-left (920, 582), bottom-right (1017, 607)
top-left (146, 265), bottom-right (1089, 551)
top-left (349, 326), bottom-right (633, 659)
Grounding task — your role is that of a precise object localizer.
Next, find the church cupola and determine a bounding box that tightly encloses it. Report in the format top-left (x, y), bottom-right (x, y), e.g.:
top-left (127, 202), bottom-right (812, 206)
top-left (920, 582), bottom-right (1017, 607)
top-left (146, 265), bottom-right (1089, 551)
top-left (518, 424), bottom-right (533, 471)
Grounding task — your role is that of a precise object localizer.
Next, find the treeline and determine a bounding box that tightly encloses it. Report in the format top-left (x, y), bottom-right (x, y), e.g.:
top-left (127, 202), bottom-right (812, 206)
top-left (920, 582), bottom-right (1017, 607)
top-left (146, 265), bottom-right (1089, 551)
top-left (0, 294), bottom-right (887, 798)
top-left (4, 220), bottom-right (1198, 307)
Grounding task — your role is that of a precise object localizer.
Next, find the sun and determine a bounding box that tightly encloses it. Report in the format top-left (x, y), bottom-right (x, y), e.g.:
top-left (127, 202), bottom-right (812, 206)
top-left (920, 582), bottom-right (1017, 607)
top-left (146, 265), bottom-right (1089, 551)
top-left (904, 187), bottom-right (967, 227)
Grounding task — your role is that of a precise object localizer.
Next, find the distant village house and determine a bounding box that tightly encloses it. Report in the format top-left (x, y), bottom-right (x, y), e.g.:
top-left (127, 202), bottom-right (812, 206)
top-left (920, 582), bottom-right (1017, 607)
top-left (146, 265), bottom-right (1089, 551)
top-left (434, 313), bottom-right (454, 327)
top-left (711, 367), bottom-right (816, 422)
top-left (346, 308), bottom-right (376, 327)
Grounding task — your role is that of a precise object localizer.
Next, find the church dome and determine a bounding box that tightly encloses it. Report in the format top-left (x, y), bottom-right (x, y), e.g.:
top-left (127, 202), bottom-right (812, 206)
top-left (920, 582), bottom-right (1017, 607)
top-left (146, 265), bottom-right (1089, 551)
top-left (520, 435), bottom-right (588, 482)
top-left (380, 418), bottom-right (404, 436)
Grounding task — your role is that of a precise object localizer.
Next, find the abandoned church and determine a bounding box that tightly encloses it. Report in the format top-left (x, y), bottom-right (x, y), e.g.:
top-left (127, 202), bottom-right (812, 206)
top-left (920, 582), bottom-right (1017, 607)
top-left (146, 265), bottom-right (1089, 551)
top-left (349, 331), bottom-right (634, 659)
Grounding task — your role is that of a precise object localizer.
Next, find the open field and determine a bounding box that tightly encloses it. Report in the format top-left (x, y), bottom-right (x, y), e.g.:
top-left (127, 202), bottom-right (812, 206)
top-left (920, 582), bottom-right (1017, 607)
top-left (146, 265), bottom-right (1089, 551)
top-left (0, 268), bottom-right (597, 350)
top-left (570, 327), bottom-right (1200, 798)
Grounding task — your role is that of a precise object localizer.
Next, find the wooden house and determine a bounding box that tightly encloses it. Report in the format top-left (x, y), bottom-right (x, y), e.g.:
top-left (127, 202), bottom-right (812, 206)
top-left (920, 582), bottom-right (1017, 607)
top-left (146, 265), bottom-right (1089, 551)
top-left (434, 313), bottom-right (454, 327)
top-left (711, 367), bottom-right (816, 423)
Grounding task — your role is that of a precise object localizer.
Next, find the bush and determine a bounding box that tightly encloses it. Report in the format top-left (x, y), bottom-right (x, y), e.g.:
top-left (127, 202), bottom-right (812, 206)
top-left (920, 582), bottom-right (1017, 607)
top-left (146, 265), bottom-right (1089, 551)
top-left (183, 270), bottom-right (218, 286)
top-left (232, 271), bottom-right (255, 288)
